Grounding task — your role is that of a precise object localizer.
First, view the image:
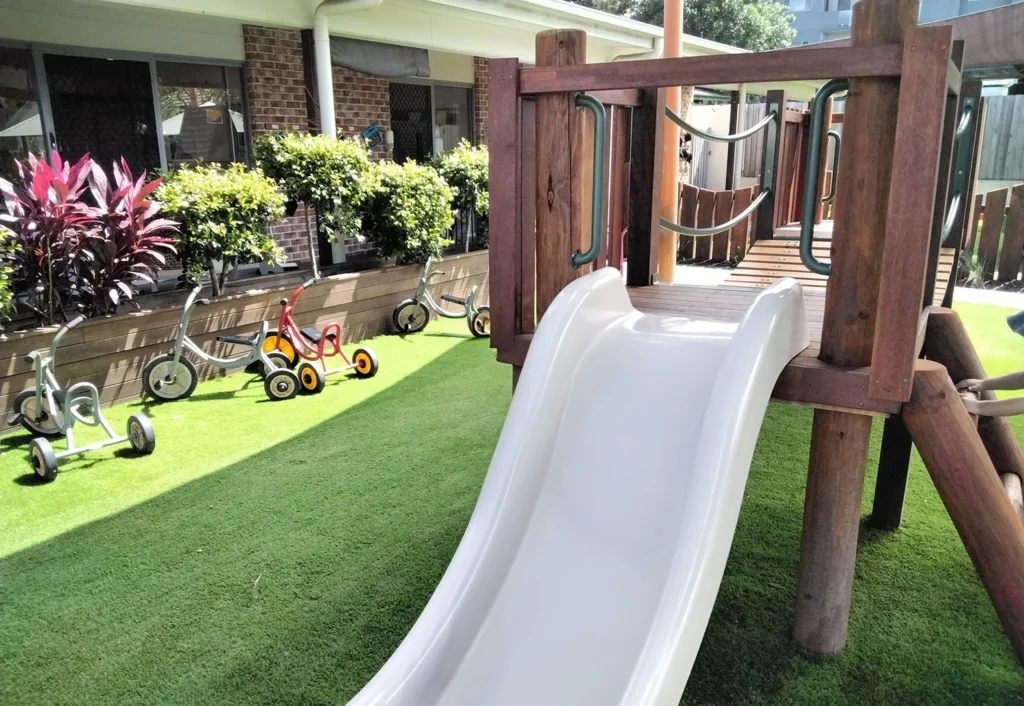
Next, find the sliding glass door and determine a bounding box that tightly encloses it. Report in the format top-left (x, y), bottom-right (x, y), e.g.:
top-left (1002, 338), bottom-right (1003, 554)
top-left (0, 47), bottom-right (45, 178)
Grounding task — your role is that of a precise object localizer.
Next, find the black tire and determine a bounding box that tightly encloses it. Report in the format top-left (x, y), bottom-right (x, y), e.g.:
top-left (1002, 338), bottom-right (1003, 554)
top-left (29, 438), bottom-right (58, 482)
top-left (14, 389), bottom-right (61, 437)
top-left (127, 414), bottom-right (156, 455)
top-left (261, 351), bottom-right (293, 377)
top-left (469, 306), bottom-right (491, 338)
top-left (142, 354), bottom-right (198, 402)
top-left (392, 300), bottom-right (430, 334)
top-left (262, 330), bottom-right (298, 367)
top-left (264, 369), bottom-right (300, 401)
top-left (352, 348), bottom-right (379, 379)
top-left (297, 362), bottom-right (326, 394)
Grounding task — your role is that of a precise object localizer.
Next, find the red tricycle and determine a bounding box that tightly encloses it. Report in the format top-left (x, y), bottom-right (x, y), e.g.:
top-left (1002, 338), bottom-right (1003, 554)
top-left (263, 277), bottom-right (379, 400)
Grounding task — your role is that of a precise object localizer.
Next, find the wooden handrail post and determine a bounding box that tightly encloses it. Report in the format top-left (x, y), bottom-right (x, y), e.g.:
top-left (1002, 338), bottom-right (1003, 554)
top-left (625, 88), bottom-right (663, 287)
top-left (753, 89), bottom-right (784, 242)
top-left (793, 0), bottom-right (919, 655)
top-left (534, 29), bottom-right (589, 318)
top-left (903, 360), bottom-right (1024, 666)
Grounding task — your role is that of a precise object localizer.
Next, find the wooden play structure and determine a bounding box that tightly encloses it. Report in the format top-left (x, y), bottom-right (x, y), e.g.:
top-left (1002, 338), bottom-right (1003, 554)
top-left (488, 0), bottom-right (1024, 666)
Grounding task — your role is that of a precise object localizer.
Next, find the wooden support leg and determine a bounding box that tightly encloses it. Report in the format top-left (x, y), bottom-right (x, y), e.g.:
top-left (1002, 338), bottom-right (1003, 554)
top-left (869, 415), bottom-right (913, 530)
top-left (922, 308), bottom-right (1024, 482)
top-left (903, 360), bottom-right (1024, 666)
top-left (512, 365), bottom-right (522, 391)
top-left (793, 410), bottom-right (873, 654)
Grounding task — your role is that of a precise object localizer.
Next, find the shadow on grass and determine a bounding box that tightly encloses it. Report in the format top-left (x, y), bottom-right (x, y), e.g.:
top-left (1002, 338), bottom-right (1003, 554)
top-left (0, 338), bottom-right (506, 706)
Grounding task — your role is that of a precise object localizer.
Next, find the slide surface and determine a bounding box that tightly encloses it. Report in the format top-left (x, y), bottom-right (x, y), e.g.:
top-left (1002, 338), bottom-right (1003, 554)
top-left (347, 269), bottom-right (808, 706)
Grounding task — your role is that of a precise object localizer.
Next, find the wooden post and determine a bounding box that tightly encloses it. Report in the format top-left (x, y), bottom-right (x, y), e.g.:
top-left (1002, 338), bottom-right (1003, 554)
top-left (725, 90), bottom-right (740, 191)
top-left (753, 89), bottom-right (785, 242)
top-left (942, 80), bottom-right (984, 308)
top-left (657, 0), bottom-right (683, 283)
top-left (534, 29), bottom-right (588, 317)
top-left (626, 89), bottom-right (663, 287)
top-left (793, 0), bottom-right (919, 655)
top-left (869, 415), bottom-right (914, 530)
top-left (903, 360), bottom-right (1024, 666)
top-left (813, 96), bottom-right (833, 225)
top-left (921, 308), bottom-right (1024, 482)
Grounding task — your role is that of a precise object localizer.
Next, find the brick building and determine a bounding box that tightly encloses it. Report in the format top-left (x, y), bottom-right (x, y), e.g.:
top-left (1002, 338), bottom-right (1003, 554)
top-left (1, 0), bottom-right (751, 274)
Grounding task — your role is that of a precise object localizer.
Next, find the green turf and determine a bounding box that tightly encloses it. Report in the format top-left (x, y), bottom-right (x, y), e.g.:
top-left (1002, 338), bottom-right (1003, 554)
top-left (0, 309), bottom-right (1022, 705)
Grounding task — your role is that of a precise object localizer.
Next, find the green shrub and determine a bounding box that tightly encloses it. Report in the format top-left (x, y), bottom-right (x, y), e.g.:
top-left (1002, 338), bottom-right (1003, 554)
top-left (361, 161), bottom-right (454, 264)
top-left (252, 132), bottom-right (375, 241)
top-left (156, 163), bottom-right (284, 296)
top-left (432, 140), bottom-right (488, 247)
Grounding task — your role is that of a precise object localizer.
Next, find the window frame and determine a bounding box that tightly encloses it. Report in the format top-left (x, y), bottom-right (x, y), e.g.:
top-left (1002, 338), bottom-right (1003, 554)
top-left (0, 39), bottom-right (251, 171)
top-left (388, 76), bottom-right (477, 152)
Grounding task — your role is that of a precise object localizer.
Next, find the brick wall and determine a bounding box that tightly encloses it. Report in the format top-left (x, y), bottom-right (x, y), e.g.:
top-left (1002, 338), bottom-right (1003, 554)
top-left (242, 26), bottom-right (309, 135)
top-left (333, 67), bottom-right (393, 162)
top-left (473, 57), bottom-right (488, 145)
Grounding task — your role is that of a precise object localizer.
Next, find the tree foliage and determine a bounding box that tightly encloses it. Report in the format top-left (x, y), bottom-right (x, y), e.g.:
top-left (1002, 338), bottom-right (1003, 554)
top-left (569, 0), bottom-right (796, 52)
top-left (156, 163), bottom-right (284, 296)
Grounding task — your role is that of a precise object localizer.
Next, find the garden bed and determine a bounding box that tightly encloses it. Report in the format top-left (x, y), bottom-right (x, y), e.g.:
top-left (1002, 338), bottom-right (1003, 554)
top-left (0, 250), bottom-right (488, 431)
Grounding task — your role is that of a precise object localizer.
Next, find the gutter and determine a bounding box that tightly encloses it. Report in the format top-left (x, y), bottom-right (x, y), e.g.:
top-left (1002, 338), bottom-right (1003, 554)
top-left (314, 0), bottom-right (383, 137)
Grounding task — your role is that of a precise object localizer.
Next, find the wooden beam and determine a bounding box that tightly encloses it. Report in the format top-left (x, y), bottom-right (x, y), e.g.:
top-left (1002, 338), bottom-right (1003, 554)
top-left (753, 89), bottom-right (785, 242)
top-left (794, 0), bottom-right (919, 656)
top-left (902, 359), bottom-right (1024, 667)
top-left (586, 89), bottom-right (642, 107)
top-left (922, 308), bottom-right (1024, 483)
top-left (487, 57), bottom-right (521, 355)
top-left (725, 90), bottom-right (740, 191)
top-left (625, 88), bottom-right (663, 286)
top-left (943, 80), bottom-right (984, 308)
top-left (534, 30), bottom-right (586, 317)
top-left (869, 25), bottom-right (953, 403)
top-left (519, 45), bottom-right (904, 95)
top-left (772, 357), bottom-right (901, 416)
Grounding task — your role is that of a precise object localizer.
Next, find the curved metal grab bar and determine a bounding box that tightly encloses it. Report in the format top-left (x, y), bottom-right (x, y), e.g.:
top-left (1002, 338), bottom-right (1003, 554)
top-left (665, 107), bottom-right (777, 144)
top-left (800, 78), bottom-right (849, 276)
top-left (940, 98), bottom-right (976, 247)
top-left (820, 130), bottom-right (841, 204)
top-left (659, 188), bottom-right (771, 237)
top-left (571, 93), bottom-right (607, 269)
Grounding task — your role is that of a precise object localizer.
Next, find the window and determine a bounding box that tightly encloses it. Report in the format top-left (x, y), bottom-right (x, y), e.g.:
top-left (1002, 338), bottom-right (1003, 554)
top-left (786, 0), bottom-right (811, 11)
top-left (0, 47), bottom-right (45, 178)
top-left (433, 85), bottom-right (472, 152)
top-left (156, 62), bottom-right (248, 167)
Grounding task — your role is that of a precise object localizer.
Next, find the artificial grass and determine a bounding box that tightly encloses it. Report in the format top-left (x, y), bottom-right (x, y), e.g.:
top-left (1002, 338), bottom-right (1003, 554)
top-left (0, 310), bottom-right (1022, 705)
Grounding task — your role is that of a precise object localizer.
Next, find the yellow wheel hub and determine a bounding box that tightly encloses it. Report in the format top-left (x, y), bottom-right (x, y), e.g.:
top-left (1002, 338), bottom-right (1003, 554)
top-left (264, 335), bottom-right (295, 363)
top-left (300, 369), bottom-right (318, 390)
top-left (355, 354), bottom-right (371, 373)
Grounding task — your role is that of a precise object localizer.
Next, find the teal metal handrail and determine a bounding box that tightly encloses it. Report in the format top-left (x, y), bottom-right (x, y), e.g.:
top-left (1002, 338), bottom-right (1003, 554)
top-left (665, 107), bottom-right (777, 143)
top-left (940, 98), bottom-right (976, 247)
top-left (571, 93), bottom-right (607, 269)
top-left (800, 78), bottom-right (849, 276)
top-left (659, 189), bottom-right (770, 236)
top-left (821, 130), bottom-right (841, 204)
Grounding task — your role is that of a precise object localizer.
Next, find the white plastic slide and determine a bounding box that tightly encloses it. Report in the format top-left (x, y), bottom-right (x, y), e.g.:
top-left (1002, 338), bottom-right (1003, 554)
top-left (347, 269), bottom-right (809, 706)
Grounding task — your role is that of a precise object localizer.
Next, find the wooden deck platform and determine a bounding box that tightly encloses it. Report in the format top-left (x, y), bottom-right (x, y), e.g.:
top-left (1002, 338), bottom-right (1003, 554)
top-left (726, 226), bottom-right (954, 306)
top-left (626, 282), bottom-right (900, 416)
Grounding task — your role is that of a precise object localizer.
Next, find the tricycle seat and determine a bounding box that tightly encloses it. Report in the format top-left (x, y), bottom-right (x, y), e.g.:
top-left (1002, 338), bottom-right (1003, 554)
top-left (440, 293), bottom-right (468, 306)
top-left (298, 327), bottom-right (336, 345)
top-left (216, 333), bottom-right (258, 347)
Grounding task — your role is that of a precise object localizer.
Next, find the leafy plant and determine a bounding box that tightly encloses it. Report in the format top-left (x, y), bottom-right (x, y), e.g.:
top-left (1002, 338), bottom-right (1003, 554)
top-left (253, 132), bottom-right (375, 275)
top-left (0, 152), bottom-right (98, 324)
top-left (959, 250), bottom-right (987, 289)
top-left (156, 163), bottom-right (284, 296)
top-left (431, 140), bottom-right (489, 247)
top-left (78, 159), bottom-right (178, 316)
top-left (361, 161), bottom-right (454, 265)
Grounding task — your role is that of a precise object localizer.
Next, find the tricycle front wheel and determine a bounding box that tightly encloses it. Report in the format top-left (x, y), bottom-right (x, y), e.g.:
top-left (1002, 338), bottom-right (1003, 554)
top-left (469, 306), bottom-right (490, 338)
top-left (29, 438), bottom-right (58, 482)
top-left (392, 300), bottom-right (429, 334)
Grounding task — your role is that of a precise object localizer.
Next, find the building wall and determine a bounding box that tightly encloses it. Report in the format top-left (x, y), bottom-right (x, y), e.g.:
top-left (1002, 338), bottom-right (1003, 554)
top-left (242, 26), bottom-right (309, 135)
top-left (782, 0), bottom-right (1020, 44)
top-left (474, 57), bottom-right (489, 145)
top-left (333, 67), bottom-right (392, 161)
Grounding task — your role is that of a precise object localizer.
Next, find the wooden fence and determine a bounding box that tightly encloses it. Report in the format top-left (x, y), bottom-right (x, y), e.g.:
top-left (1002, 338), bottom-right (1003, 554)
top-left (979, 95), bottom-right (1024, 182)
top-left (677, 183), bottom-right (757, 263)
top-left (963, 184), bottom-right (1024, 284)
top-left (0, 250), bottom-right (489, 431)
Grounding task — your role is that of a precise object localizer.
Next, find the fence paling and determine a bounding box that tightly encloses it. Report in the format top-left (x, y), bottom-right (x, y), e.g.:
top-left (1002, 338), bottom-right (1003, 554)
top-left (967, 184), bottom-right (1024, 284)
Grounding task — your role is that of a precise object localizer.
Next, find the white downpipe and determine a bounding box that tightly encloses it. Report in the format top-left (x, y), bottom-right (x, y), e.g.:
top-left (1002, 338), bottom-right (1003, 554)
top-left (313, 0), bottom-right (383, 138)
top-left (612, 36), bottom-right (664, 61)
